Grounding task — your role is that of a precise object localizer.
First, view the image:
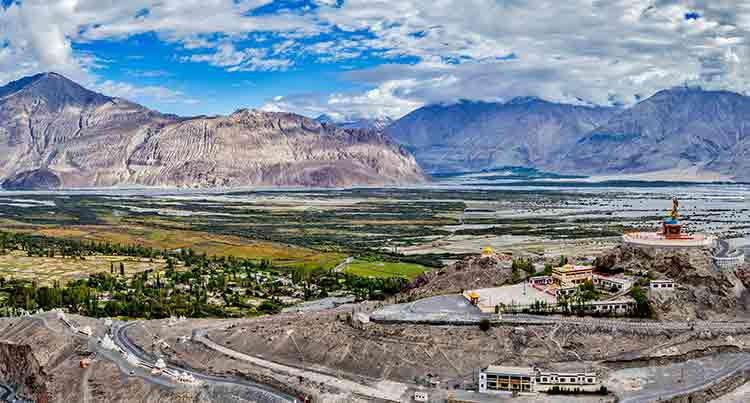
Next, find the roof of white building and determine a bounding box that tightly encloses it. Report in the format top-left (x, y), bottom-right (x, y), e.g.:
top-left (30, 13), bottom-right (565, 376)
top-left (589, 298), bottom-right (635, 305)
top-left (483, 366), bottom-right (535, 376)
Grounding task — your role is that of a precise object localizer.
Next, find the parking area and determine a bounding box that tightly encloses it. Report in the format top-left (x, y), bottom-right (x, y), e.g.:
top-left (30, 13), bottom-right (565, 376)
top-left (471, 283), bottom-right (557, 311)
top-left (408, 294), bottom-right (481, 314)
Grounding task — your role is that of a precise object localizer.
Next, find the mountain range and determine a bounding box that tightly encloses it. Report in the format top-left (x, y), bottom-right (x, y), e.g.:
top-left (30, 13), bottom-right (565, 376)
top-left (387, 97), bottom-right (616, 173)
top-left (388, 90), bottom-right (750, 181)
top-left (1, 73), bottom-right (749, 189)
top-left (0, 73), bottom-right (425, 189)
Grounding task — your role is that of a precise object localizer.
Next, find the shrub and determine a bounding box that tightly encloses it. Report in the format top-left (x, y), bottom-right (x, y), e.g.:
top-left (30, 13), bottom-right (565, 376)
top-left (479, 318), bottom-right (491, 331)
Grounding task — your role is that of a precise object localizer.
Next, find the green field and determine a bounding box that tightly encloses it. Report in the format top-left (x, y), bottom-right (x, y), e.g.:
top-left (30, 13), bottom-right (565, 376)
top-left (342, 260), bottom-right (430, 279)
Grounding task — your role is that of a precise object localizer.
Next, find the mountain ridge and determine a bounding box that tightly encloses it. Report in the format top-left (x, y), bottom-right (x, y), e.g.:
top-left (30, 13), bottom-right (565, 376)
top-left (0, 73), bottom-right (426, 189)
top-left (386, 98), bottom-right (616, 173)
top-left (561, 87), bottom-right (750, 180)
top-left (387, 88), bottom-right (750, 181)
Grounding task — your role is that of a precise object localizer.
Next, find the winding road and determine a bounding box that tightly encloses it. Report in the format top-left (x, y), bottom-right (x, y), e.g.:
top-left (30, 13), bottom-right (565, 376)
top-left (113, 322), bottom-right (296, 402)
top-left (619, 353), bottom-right (750, 403)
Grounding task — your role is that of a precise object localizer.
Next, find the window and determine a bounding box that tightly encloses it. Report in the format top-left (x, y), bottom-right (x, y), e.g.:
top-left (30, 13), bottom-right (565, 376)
top-left (587, 378), bottom-right (594, 383)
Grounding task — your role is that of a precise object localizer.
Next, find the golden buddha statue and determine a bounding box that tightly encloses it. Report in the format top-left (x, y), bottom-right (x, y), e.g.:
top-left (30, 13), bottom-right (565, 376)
top-left (663, 198), bottom-right (682, 238)
top-left (670, 198), bottom-right (679, 220)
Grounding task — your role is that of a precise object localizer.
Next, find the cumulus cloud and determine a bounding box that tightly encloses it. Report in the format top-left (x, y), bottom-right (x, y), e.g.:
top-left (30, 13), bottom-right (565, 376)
top-left (294, 0), bottom-right (750, 118)
top-left (261, 79), bottom-right (423, 121)
top-left (1, 0), bottom-right (750, 119)
top-left (184, 42), bottom-right (293, 72)
top-left (95, 80), bottom-right (199, 105)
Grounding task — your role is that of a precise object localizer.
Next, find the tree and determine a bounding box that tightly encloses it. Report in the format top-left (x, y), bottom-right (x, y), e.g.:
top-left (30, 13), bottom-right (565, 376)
top-left (629, 285), bottom-right (654, 318)
top-left (479, 318), bottom-right (491, 331)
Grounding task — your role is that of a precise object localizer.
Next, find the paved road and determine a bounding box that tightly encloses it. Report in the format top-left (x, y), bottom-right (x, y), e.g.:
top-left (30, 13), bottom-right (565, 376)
top-left (619, 353), bottom-right (750, 403)
top-left (114, 322), bottom-right (295, 402)
top-left (500, 314), bottom-right (750, 334)
top-left (332, 256), bottom-right (353, 273)
top-left (0, 382), bottom-right (31, 403)
top-left (372, 299), bottom-right (750, 332)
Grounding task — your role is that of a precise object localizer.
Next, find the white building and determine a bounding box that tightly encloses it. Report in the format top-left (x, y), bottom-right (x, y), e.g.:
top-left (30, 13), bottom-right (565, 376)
top-left (650, 279), bottom-right (675, 290)
top-left (413, 391), bottom-right (429, 402)
top-left (479, 366), bottom-right (535, 393)
top-left (589, 299), bottom-right (635, 315)
top-left (99, 334), bottom-right (116, 350)
top-left (479, 366), bottom-right (600, 393)
top-left (592, 274), bottom-right (630, 292)
top-left (536, 370), bottom-right (599, 392)
top-left (713, 252), bottom-right (745, 270)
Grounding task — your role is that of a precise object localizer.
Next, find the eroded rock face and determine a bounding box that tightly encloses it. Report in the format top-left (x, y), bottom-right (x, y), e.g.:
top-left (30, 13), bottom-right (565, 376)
top-left (0, 341), bottom-right (49, 403)
top-left (404, 254), bottom-right (513, 299)
top-left (562, 88), bottom-right (750, 180)
top-left (387, 98), bottom-right (615, 173)
top-left (0, 73), bottom-right (426, 189)
top-left (597, 245), bottom-right (750, 320)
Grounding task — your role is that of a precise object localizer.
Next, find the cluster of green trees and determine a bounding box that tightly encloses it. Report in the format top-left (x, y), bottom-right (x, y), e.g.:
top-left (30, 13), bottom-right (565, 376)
top-left (511, 258), bottom-right (534, 274)
top-left (0, 230), bottom-right (414, 319)
top-left (0, 231), bottom-right (161, 259)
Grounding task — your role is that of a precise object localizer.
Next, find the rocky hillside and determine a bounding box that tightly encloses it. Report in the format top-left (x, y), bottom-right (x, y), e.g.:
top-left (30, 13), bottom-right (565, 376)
top-left (403, 254), bottom-right (515, 300)
top-left (0, 73), bottom-right (426, 189)
top-left (387, 98), bottom-right (616, 173)
top-left (561, 88), bottom-right (750, 180)
top-left (596, 245), bottom-right (750, 321)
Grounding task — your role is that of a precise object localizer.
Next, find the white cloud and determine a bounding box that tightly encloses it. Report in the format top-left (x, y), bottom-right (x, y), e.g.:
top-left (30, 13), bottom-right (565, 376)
top-left (261, 79), bottom-right (422, 121)
top-left (95, 80), bottom-right (199, 105)
top-left (185, 42), bottom-right (293, 72)
top-left (274, 0), bottom-right (750, 118)
top-left (1, 0), bottom-right (750, 120)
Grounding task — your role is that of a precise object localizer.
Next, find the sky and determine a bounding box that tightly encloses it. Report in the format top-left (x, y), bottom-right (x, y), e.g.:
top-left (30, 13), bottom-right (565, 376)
top-left (0, 0), bottom-right (748, 120)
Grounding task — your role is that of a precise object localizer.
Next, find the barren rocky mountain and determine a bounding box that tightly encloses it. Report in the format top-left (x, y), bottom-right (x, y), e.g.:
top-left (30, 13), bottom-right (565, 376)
top-left (0, 73), bottom-right (425, 189)
top-left (388, 89), bottom-right (750, 180)
top-left (386, 98), bottom-right (616, 173)
top-left (561, 88), bottom-right (750, 180)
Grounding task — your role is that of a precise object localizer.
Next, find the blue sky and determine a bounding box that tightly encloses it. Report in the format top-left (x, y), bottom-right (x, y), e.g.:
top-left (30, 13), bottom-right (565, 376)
top-left (1, 1), bottom-right (749, 119)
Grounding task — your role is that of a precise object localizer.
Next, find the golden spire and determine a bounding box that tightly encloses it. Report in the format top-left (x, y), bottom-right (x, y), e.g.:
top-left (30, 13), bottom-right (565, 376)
top-left (670, 198), bottom-right (679, 220)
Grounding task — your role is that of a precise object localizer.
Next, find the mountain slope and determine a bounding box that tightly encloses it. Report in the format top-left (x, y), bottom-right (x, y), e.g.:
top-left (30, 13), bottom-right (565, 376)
top-left (561, 88), bottom-right (750, 180)
top-left (315, 115), bottom-right (394, 131)
top-left (386, 99), bottom-right (616, 173)
top-left (0, 73), bottom-right (425, 189)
